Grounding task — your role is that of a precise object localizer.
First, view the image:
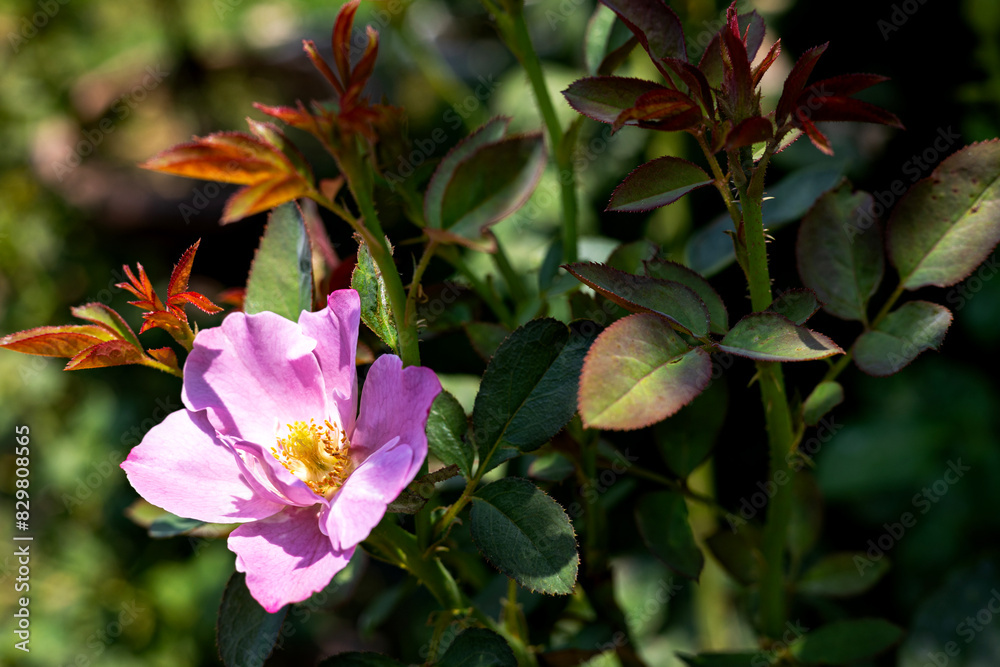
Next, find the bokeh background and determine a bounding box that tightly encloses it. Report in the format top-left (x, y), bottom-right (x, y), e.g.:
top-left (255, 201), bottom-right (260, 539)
top-left (2, 0), bottom-right (1000, 665)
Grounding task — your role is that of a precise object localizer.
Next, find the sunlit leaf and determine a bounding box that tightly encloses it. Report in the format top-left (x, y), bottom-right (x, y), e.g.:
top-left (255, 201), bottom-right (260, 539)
top-left (606, 157), bottom-right (713, 213)
top-left (64, 339), bottom-right (147, 371)
top-left (717, 313), bottom-right (843, 362)
top-left (351, 236), bottom-right (398, 353)
top-left (0, 325), bottom-right (113, 358)
top-left (70, 302), bottom-right (141, 350)
top-left (644, 258), bottom-right (728, 334)
top-left (802, 381), bottom-right (844, 426)
top-left (244, 202), bottom-right (313, 321)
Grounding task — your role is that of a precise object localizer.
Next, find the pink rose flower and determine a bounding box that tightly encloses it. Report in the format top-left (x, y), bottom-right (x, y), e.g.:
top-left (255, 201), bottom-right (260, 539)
top-left (122, 289), bottom-right (440, 611)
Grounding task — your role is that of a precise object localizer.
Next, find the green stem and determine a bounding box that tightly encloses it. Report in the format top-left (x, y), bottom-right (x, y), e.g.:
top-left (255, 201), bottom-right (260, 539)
top-left (493, 6), bottom-right (578, 264)
top-left (493, 237), bottom-right (530, 307)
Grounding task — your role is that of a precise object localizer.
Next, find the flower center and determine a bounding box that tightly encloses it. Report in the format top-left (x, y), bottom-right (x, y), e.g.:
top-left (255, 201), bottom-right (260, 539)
top-left (272, 419), bottom-right (351, 497)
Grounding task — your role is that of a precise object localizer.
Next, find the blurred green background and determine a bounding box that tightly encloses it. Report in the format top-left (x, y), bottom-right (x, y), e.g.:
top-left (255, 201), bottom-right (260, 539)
top-left (2, 0), bottom-right (1000, 665)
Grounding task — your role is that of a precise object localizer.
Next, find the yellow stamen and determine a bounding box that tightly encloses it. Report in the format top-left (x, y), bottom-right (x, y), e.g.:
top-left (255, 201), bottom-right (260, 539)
top-left (271, 419), bottom-right (351, 497)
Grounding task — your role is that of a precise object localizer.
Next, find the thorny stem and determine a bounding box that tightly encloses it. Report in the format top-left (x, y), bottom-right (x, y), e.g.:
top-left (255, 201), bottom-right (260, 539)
top-left (404, 238), bottom-right (439, 341)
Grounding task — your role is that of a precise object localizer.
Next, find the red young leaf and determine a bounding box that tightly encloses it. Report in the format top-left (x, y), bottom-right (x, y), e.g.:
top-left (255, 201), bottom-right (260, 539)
top-left (776, 43), bottom-right (829, 124)
top-left (719, 3), bottom-right (754, 118)
top-left (807, 73), bottom-right (890, 97)
top-left (612, 89), bottom-right (700, 132)
top-left (661, 57), bottom-right (714, 116)
top-left (797, 114), bottom-right (833, 155)
top-left (600, 0), bottom-right (688, 80)
top-left (65, 339), bottom-right (147, 371)
top-left (147, 347), bottom-right (180, 372)
top-left (0, 325), bottom-right (114, 357)
top-left (801, 96), bottom-right (903, 128)
top-left (140, 311), bottom-right (187, 337)
top-left (752, 39), bottom-right (781, 88)
top-left (169, 292), bottom-right (223, 315)
top-left (350, 25), bottom-right (379, 93)
top-left (332, 0), bottom-right (361, 85)
top-left (117, 263), bottom-right (163, 312)
top-left (167, 241), bottom-right (199, 301)
top-left (217, 288), bottom-right (246, 311)
top-left (563, 76), bottom-right (672, 125)
top-left (303, 40), bottom-right (344, 95)
top-left (725, 116), bottom-right (774, 150)
top-left (221, 176), bottom-right (313, 224)
top-left (141, 132), bottom-right (295, 186)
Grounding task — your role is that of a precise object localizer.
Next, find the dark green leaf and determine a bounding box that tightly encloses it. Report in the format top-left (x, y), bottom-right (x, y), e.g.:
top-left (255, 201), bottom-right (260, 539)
top-left (565, 262), bottom-right (710, 337)
top-left (705, 529), bottom-right (761, 586)
top-left (149, 514), bottom-right (206, 538)
top-left (802, 381), bottom-right (844, 426)
top-left (464, 322), bottom-right (510, 362)
top-left (317, 652), bottom-right (404, 666)
top-left (579, 313), bottom-right (712, 430)
top-left (644, 259), bottom-right (728, 334)
top-left (790, 618), bottom-right (903, 664)
top-left (888, 140), bottom-right (1000, 289)
top-left (636, 491), bottom-right (704, 580)
top-left (718, 313), bottom-right (843, 362)
top-left (654, 379), bottom-right (727, 477)
top-left (440, 134), bottom-right (546, 241)
top-left (351, 237), bottom-right (398, 353)
top-left (470, 478), bottom-right (579, 595)
top-left (426, 390), bottom-right (474, 478)
top-left (854, 301), bottom-right (952, 376)
top-left (244, 202), bottom-right (313, 321)
top-left (217, 572), bottom-right (287, 667)
top-left (473, 319), bottom-right (597, 473)
top-left (425, 117), bottom-right (509, 228)
top-left (438, 628), bottom-right (517, 667)
top-left (768, 288), bottom-right (820, 325)
top-left (606, 157), bottom-right (713, 213)
top-left (797, 552), bottom-right (889, 597)
top-left (797, 181), bottom-right (884, 321)
top-left (387, 465), bottom-right (460, 514)
top-left (601, 0), bottom-right (687, 72)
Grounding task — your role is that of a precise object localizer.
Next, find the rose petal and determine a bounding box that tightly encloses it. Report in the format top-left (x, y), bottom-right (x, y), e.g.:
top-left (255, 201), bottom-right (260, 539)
top-left (299, 289), bottom-right (360, 435)
top-left (322, 443), bottom-right (413, 551)
top-left (182, 311), bottom-right (328, 444)
top-left (350, 354), bottom-right (440, 483)
top-left (121, 410), bottom-right (284, 523)
top-left (228, 505), bottom-right (353, 612)
top-left (225, 436), bottom-right (324, 508)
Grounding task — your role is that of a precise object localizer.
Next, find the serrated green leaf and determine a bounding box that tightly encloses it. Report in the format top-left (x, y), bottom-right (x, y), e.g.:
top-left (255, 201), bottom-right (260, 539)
top-left (790, 618), bottom-right (902, 664)
top-left (768, 288), bottom-right (821, 325)
top-left (217, 572), bottom-right (287, 667)
top-left (473, 319), bottom-right (597, 474)
top-left (718, 313), bottom-right (843, 362)
top-left (644, 259), bottom-right (728, 334)
top-left (797, 552), bottom-right (889, 597)
top-left (566, 262), bottom-right (710, 337)
top-left (579, 313), bottom-right (712, 430)
top-left (438, 628), bottom-right (517, 667)
top-left (797, 181), bottom-right (884, 321)
top-left (425, 118), bottom-right (510, 228)
top-left (244, 202), bottom-right (313, 321)
top-left (607, 157), bottom-right (713, 213)
top-left (636, 491), bottom-right (704, 580)
top-left (351, 237), bottom-right (398, 353)
top-left (427, 390), bottom-right (474, 478)
top-left (440, 134), bottom-right (546, 241)
top-left (889, 140), bottom-right (1000, 289)
top-left (854, 301), bottom-right (952, 376)
top-left (655, 379), bottom-right (727, 477)
top-left (802, 381), bottom-right (844, 426)
top-left (470, 478), bottom-right (579, 595)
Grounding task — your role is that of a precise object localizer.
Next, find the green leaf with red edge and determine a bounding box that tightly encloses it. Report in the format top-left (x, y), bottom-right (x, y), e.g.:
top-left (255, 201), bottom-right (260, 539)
top-left (776, 43), bottom-right (828, 124)
top-left (718, 312), bottom-right (843, 362)
top-left (425, 117), bottom-right (510, 229)
top-left (662, 58), bottom-right (714, 116)
top-left (888, 140), bottom-right (1000, 289)
top-left (854, 301), bottom-right (952, 377)
top-left (222, 176), bottom-right (313, 225)
top-left (565, 262), bottom-right (710, 337)
top-left (600, 0), bottom-right (687, 78)
top-left (65, 339), bottom-right (147, 371)
top-left (0, 325), bottom-right (115, 357)
top-left (612, 89), bottom-right (701, 132)
top-left (724, 117), bottom-right (773, 150)
top-left (643, 258), bottom-right (728, 334)
top-left (797, 181), bottom-right (884, 321)
top-left (439, 133), bottom-right (546, 241)
top-left (606, 156), bottom-right (713, 213)
top-left (562, 77), bottom-right (671, 125)
top-left (70, 303), bottom-right (141, 349)
top-left (579, 313), bottom-right (711, 430)
top-left (141, 132), bottom-right (293, 185)
top-left (767, 288), bottom-right (820, 325)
